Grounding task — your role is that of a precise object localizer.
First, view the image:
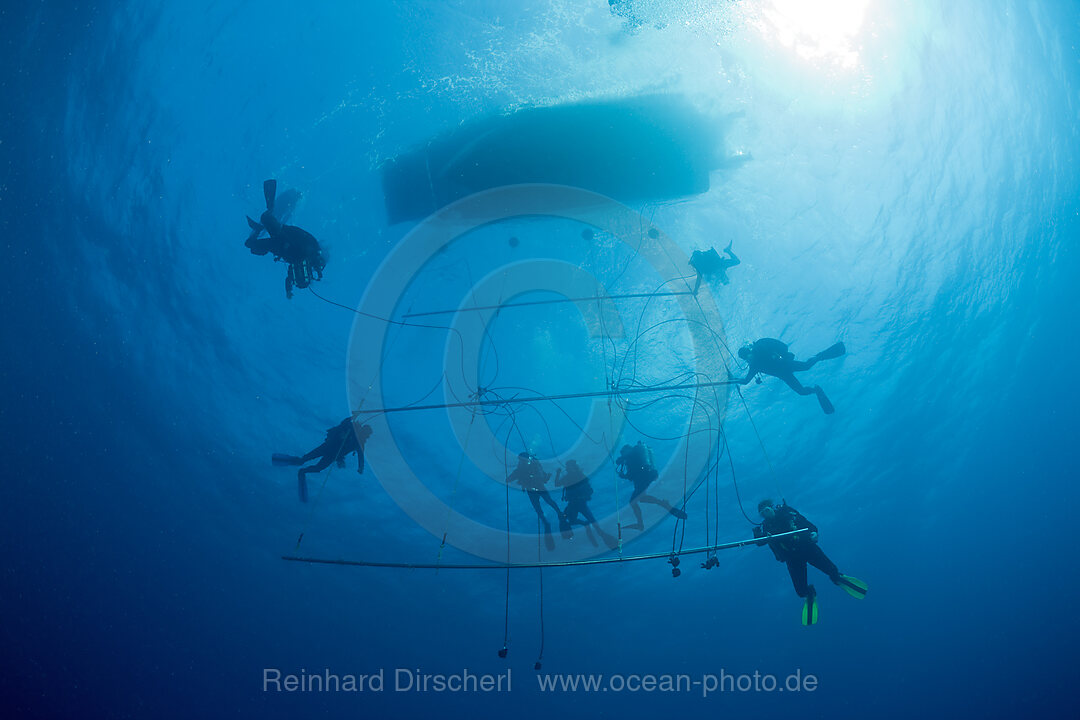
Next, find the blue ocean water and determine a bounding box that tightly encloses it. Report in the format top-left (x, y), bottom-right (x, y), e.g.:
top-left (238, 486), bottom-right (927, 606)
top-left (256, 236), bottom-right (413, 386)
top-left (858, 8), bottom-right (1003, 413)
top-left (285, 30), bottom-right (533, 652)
top-left (2, 1), bottom-right (1079, 717)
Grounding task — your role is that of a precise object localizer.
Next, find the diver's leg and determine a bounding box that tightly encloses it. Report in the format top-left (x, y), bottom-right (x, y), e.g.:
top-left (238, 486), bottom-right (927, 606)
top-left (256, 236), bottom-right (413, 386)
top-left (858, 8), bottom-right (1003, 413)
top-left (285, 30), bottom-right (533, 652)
top-left (562, 502), bottom-right (575, 524)
top-left (637, 493), bottom-right (687, 520)
top-left (538, 489), bottom-right (562, 514)
top-left (786, 560), bottom-right (811, 598)
top-left (299, 453), bottom-right (335, 478)
top-left (300, 442), bottom-right (332, 464)
top-left (637, 493), bottom-right (673, 511)
top-left (806, 544), bottom-right (842, 583)
top-left (628, 500), bottom-right (644, 529)
top-left (563, 501), bottom-right (582, 526)
top-left (777, 373), bottom-right (816, 396)
top-left (526, 490), bottom-right (545, 519)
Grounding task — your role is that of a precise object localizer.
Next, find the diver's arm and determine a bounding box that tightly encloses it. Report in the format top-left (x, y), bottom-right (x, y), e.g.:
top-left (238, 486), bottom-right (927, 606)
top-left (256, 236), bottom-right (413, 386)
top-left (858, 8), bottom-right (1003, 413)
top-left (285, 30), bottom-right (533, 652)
top-left (791, 510), bottom-right (819, 537)
top-left (736, 364), bottom-right (757, 385)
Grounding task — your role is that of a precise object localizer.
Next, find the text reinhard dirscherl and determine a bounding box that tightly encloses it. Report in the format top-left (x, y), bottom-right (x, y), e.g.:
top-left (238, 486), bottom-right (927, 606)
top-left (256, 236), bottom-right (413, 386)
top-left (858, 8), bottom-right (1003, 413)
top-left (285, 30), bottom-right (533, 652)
top-left (262, 668), bottom-right (819, 697)
top-left (263, 668), bottom-right (511, 694)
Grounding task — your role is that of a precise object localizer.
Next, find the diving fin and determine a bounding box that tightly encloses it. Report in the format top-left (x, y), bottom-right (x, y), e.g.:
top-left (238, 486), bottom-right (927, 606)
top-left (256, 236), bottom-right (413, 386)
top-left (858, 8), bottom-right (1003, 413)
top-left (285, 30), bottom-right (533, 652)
top-left (543, 527), bottom-right (555, 552)
top-left (801, 592), bottom-right (819, 626)
top-left (247, 215), bottom-right (263, 231)
top-left (817, 390), bottom-right (835, 415)
top-left (815, 342), bottom-right (846, 361)
top-left (297, 472), bottom-right (308, 503)
top-left (272, 453), bottom-right (302, 467)
top-left (263, 179), bottom-right (277, 212)
top-left (837, 575), bottom-right (868, 599)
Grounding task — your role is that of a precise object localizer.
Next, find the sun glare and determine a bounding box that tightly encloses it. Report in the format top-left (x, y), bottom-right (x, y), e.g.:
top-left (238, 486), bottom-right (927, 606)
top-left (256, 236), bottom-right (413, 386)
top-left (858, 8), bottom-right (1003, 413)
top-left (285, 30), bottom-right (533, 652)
top-left (753, 0), bottom-right (871, 69)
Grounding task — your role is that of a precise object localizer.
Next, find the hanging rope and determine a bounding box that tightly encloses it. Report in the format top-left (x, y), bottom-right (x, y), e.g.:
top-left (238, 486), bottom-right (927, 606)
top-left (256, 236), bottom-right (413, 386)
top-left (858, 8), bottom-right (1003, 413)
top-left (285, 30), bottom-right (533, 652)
top-left (436, 406), bottom-right (479, 565)
top-left (535, 563), bottom-right (546, 670)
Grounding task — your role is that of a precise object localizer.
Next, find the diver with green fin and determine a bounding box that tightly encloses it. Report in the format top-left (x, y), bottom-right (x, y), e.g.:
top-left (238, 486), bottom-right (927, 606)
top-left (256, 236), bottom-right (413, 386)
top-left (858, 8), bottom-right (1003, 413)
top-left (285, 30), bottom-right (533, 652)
top-left (736, 338), bottom-right (846, 414)
top-left (753, 499), bottom-right (868, 626)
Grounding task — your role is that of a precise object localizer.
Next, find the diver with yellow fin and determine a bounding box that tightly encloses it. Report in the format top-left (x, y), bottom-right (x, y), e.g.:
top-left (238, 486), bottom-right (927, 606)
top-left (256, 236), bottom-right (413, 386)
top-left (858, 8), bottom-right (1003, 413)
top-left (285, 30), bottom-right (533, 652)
top-left (753, 499), bottom-right (867, 625)
top-left (245, 179), bottom-right (326, 299)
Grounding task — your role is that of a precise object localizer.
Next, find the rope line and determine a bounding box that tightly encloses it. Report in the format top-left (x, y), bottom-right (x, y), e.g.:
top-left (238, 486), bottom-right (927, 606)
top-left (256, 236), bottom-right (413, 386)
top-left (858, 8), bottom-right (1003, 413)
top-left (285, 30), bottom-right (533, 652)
top-left (354, 378), bottom-right (740, 416)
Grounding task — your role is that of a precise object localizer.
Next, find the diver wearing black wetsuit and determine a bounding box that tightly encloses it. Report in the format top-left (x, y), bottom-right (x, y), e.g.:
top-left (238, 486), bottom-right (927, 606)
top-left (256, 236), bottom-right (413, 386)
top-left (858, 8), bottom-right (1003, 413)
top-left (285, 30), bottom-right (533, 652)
top-left (736, 338), bottom-right (845, 414)
top-left (508, 452), bottom-right (570, 539)
top-left (274, 418), bottom-right (372, 502)
top-left (689, 242), bottom-right (740, 292)
top-left (617, 442), bottom-right (687, 529)
top-left (245, 179), bottom-right (326, 298)
top-left (295, 418), bottom-right (370, 477)
top-left (753, 501), bottom-right (841, 599)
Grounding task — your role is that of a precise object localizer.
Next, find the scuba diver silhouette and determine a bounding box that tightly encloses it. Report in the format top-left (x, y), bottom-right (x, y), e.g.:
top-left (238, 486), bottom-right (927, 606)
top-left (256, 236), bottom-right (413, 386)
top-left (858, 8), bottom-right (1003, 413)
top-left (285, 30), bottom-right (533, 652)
top-left (753, 499), bottom-right (868, 625)
top-left (555, 459), bottom-right (617, 549)
top-left (245, 179), bottom-right (325, 299)
top-left (273, 417), bottom-right (372, 503)
top-left (736, 338), bottom-right (846, 414)
top-left (617, 441), bottom-right (687, 530)
top-left (507, 452), bottom-right (573, 550)
top-left (689, 241), bottom-right (740, 292)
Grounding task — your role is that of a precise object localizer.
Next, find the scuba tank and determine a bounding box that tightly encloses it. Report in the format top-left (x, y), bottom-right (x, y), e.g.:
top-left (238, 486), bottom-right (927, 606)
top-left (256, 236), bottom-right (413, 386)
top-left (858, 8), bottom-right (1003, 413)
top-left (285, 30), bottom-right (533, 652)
top-left (289, 260), bottom-right (315, 290)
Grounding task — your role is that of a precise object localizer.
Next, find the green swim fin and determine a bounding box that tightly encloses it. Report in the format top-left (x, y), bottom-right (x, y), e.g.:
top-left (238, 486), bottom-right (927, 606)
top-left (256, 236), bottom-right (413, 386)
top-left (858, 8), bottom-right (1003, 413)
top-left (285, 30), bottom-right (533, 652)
top-left (837, 575), bottom-right (868, 599)
top-left (801, 593), bottom-right (819, 626)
